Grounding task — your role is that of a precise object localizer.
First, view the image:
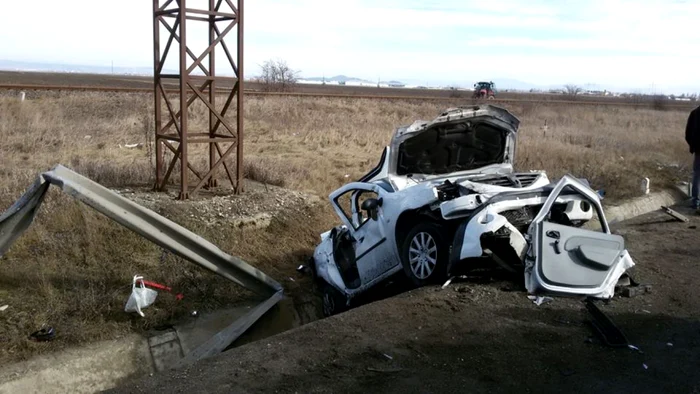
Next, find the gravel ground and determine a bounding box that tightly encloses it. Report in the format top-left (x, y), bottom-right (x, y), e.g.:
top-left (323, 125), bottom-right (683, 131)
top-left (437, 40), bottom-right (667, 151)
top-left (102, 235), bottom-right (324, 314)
top-left (115, 181), bottom-right (321, 228)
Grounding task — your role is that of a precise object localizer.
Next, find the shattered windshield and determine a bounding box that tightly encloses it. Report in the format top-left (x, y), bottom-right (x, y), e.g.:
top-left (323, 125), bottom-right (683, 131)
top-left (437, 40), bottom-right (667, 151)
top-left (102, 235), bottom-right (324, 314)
top-left (396, 122), bottom-right (507, 176)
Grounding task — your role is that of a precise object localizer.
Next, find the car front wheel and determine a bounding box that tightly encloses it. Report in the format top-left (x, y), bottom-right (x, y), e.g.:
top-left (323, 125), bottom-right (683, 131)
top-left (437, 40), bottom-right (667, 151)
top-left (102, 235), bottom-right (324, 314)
top-left (321, 283), bottom-right (347, 317)
top-left (400, 222), bottom-right (448, 286)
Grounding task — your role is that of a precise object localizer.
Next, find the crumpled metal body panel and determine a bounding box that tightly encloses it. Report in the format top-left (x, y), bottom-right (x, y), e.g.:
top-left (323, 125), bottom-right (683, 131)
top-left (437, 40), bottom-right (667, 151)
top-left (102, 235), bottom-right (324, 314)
top-left (455, 192), bottom-right (593, 261)
top-left (439, 173), bottom-right (552, 220)
top-left (313, 230), bottom-right (347, 295)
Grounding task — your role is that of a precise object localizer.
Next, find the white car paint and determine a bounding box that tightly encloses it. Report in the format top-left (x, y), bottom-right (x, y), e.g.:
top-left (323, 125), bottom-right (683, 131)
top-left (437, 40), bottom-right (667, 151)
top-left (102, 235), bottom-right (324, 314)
top-left (312, 105), bottom-right (634, 305)
top-left (316, 181), bottom-right (441, 300)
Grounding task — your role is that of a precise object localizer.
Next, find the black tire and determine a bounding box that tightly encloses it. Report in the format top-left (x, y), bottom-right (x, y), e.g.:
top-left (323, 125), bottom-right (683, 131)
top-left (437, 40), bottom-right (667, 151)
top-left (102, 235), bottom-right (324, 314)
top-left (321, 282), bottom-right (348, 317)
top-left (399, 222), bottom-right (449, 287)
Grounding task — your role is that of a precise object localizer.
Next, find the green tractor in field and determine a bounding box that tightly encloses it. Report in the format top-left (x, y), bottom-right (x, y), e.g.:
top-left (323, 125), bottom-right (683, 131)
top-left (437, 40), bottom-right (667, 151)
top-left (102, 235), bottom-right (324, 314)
top-left (473, 81), bottom-right (496, 99)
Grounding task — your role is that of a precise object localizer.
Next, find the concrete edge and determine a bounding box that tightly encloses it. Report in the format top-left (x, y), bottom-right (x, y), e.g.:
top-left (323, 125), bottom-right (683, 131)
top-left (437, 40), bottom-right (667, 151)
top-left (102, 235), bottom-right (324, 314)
top-left (0, 334), bottom-right (152, 394)
top-left (584, 186), bottom-right (689, 230)
top-left (605, 186), bottom-right (689, 225)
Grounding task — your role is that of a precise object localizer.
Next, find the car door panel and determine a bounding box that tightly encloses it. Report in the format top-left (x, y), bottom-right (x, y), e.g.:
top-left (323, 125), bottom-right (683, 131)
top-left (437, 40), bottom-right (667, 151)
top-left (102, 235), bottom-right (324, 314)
top-left (329, 183), bottom-right (396, 287)
top-left (527, 175), bottom-right (634, 297)
top-left (574, 244), bottom-right (620, 269)
top-left (355, 234), bottom-right (389, 284)
top-left (538, 221), bottom-right (624, 288)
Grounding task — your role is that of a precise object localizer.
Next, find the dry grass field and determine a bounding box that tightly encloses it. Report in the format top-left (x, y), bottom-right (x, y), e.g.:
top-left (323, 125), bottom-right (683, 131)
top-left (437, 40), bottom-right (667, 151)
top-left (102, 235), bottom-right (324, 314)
top-left (0, 90), bottom-right (694, 364)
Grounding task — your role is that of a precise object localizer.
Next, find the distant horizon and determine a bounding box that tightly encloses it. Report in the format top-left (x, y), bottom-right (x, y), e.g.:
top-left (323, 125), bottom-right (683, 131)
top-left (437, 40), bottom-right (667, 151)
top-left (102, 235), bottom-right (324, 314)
top-left (1, 59), bottom-right (698, 97)
top-left (2, 0), bottom-right (699, 96)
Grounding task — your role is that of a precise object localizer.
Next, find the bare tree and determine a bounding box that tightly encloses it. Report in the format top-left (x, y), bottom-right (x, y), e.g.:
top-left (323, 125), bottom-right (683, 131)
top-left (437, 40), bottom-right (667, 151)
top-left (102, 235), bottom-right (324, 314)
top-left (651, 94), bottom-right (669, 111)
top-left (256, 58), bottom-right (300, 92)
top-left (564, 84), bottom-right (583, 97)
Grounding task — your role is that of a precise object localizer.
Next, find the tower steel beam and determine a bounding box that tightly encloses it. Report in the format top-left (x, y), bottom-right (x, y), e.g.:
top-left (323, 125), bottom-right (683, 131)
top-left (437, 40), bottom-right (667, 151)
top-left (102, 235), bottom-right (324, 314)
top-left (153, 0), bottom-right (244, 199)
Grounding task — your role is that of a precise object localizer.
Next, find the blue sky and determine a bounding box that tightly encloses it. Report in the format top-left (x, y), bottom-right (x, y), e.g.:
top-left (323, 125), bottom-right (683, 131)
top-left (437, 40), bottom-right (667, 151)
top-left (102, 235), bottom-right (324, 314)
top-left (1, 0), bottom-right (699, 93)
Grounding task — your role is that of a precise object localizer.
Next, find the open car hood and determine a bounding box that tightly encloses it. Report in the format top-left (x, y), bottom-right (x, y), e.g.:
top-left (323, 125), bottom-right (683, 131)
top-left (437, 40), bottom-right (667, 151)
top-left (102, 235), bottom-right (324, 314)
top-left (388, 105), bottom-right (518, 178)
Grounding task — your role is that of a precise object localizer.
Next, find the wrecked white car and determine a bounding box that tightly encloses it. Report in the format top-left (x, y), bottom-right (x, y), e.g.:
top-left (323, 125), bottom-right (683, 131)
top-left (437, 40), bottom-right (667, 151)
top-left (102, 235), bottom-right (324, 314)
top-left (311, 105), bottom-right (635, 316)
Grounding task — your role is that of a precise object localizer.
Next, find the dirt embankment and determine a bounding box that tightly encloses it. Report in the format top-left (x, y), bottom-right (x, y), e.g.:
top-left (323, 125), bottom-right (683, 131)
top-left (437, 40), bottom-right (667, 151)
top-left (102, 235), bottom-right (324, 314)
top-left (110, 205), bottom-right (700, 394)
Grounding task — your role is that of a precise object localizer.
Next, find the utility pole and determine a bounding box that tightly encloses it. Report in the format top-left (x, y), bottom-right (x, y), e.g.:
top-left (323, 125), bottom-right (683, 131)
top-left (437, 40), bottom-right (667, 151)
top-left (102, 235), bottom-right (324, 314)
top-left (152, 0), bottom-right (244, 199)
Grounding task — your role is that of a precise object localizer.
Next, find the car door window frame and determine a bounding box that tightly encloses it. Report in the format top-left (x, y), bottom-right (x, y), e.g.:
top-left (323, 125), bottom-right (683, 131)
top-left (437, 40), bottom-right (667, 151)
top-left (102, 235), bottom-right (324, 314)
top-left (352, 189), bottom-right (381, 230)
top-left (330, 182), bottom-right (384, 233)
top-left (529, 175), bottom-right (610, 234)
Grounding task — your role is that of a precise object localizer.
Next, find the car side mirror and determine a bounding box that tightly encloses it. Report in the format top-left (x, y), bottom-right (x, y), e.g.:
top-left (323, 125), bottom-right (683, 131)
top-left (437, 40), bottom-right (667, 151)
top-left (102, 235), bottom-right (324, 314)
top-left (361, 198), bottom-right (382, 221)
top-left (361, 198), bottom-right (379, 211)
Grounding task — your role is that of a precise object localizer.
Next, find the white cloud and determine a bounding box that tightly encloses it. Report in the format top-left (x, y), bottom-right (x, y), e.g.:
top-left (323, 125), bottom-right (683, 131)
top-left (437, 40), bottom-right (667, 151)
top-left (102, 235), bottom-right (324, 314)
top-left (244, 0), bottom-right (700, 91)
top-left (246, 1), bottom-right (561, 32)
top-left (0, 0), bottom-right (698, 92)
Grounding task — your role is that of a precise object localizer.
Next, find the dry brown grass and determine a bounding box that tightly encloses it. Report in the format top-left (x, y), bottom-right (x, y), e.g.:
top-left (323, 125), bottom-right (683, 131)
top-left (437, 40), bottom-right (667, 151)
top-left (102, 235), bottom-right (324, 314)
top-left (241, 96), bottom-right (692, 200)
top-left (0, 91), bottom-right (693, 363)
top-left (1, 92), bottom-right (691, 200)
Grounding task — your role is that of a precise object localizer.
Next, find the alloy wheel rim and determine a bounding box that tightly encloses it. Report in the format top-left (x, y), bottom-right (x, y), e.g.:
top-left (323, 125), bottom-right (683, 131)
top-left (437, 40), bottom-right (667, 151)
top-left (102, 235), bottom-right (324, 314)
top-left (408, 232), bottom-right (438, 279)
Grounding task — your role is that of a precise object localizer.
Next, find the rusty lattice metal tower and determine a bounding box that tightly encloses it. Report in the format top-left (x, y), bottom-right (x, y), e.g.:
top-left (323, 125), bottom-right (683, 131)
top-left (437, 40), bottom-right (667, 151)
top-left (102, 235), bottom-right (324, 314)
top-left (152, 0), bottom-right (244, 199)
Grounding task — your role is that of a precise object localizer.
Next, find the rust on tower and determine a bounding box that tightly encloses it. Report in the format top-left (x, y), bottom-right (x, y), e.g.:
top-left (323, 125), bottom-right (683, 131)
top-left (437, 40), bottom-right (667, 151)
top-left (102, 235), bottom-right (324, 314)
top-left (152, 0), bottom-right (244, 199)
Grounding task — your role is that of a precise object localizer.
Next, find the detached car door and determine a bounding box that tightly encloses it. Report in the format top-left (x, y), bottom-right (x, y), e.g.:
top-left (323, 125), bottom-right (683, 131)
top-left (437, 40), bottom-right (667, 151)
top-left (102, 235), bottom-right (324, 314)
top-left (329, 182), bottom-right (398, 286)
top-left (525, 175), bottom-right (635, 298)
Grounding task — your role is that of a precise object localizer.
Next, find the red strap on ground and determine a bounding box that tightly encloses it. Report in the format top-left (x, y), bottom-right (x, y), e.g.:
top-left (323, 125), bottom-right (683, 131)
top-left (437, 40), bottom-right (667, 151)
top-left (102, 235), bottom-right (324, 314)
top-left (141, 280), bottom-right (171, 292)
top-left (142, 280), bottom-right (184, 300)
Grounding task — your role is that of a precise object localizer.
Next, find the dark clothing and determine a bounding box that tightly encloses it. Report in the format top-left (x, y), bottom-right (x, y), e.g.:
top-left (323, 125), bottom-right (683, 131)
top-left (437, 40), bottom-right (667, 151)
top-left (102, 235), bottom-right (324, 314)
top-left (693, 154), bottom-right (700, 207)
top-left (687, 106), bottom-right (700, 207)
top-left (686, 106), bottom-right (700, 154)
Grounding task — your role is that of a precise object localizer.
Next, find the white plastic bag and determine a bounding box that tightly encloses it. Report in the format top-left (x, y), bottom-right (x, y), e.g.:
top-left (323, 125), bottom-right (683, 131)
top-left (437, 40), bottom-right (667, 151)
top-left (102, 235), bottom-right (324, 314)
top-left (124, 275), bottom-right (158, 317)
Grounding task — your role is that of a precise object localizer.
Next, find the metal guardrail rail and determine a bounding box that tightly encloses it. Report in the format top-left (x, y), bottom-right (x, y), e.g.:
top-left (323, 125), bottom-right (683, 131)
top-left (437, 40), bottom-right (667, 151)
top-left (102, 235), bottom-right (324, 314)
top-left (0, 164), bottom-right (283, 365)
